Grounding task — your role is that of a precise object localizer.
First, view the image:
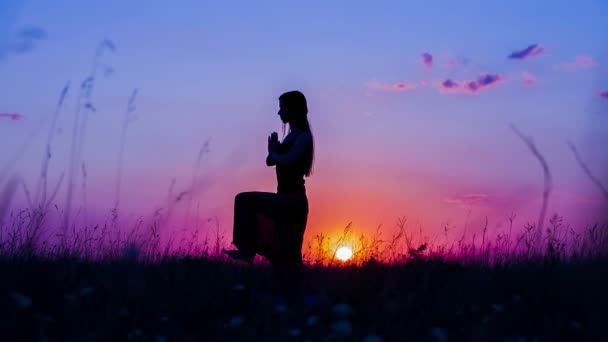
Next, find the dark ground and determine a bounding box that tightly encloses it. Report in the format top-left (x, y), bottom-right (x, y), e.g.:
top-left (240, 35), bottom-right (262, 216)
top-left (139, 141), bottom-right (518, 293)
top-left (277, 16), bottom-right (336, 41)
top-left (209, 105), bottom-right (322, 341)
top-left (1, 257), bottom-right (607, 341)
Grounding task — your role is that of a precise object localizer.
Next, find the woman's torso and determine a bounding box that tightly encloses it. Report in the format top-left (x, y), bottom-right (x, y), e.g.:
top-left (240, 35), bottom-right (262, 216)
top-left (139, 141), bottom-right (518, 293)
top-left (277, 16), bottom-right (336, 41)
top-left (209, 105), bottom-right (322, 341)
top-left (275, 130), bottom-right (312, 195)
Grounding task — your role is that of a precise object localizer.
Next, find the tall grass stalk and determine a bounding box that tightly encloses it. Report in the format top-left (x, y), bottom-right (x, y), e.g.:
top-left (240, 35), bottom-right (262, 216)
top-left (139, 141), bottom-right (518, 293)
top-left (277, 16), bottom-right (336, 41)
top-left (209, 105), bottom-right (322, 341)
top-left (567, 141), bottom-right (608, 203)
top-left (33, 82), bottom-right (70, 208)
top-left (0, 175), bottom-right (19, 225)
top-left (81, 162), bottom-right (88, 226)
top-left (114, 88), bottom-right (138, 210)
top-left (64, 40), bottom-right (115, 235)
top-left (184, 139), bottom-right (211, 228)
top-left (510, 124), bottom-right (553, 250)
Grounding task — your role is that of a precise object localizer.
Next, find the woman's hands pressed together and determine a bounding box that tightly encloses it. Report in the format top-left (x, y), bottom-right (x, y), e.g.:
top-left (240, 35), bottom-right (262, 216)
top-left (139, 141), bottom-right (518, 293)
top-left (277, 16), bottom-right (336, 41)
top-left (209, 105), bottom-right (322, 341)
top-left (268, 131), bottom-right (280, 154)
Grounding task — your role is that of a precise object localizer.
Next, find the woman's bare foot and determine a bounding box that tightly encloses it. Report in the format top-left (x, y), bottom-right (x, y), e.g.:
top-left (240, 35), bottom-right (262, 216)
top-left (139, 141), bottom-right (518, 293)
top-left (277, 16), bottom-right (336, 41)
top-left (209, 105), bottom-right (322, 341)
top-left (222, 249), bottom-right (255, 264)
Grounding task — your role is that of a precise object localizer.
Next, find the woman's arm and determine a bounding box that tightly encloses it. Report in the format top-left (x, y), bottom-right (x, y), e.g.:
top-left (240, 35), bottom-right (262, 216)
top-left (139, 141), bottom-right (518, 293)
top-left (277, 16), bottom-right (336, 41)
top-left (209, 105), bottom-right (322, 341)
top-left (268, 132), bottom-right (312, 167)
top-left (266, 154), bottom-right (276, 166)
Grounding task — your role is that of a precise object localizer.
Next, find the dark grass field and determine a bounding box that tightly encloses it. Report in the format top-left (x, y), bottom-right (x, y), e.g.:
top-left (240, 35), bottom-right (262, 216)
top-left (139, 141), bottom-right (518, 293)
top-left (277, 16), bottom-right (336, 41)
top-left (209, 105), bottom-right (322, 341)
top-left (2, 255), bottom-right (607, 341)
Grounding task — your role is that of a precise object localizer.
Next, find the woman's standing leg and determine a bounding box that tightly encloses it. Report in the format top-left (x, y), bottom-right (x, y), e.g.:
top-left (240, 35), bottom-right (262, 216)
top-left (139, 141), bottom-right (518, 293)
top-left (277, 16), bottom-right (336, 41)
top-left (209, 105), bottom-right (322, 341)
top-left (280, 193), bottom-right (309, 269)
top-left (272, 193), bottom-right (309, 297)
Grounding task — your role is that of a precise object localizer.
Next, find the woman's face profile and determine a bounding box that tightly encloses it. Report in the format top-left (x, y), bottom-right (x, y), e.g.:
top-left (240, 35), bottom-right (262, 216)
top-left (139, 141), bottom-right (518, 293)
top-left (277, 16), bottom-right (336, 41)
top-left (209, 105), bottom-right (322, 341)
top-left (278, 100), bottom-right (290, 124)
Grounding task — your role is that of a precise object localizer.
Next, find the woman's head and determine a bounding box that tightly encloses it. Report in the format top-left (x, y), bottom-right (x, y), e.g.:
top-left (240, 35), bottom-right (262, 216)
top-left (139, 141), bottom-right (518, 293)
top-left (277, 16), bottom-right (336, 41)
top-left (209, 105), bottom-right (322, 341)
top-left (277, 90), bottom-right (314, 176)
top-left (278, 90), bottom-right (308, 127)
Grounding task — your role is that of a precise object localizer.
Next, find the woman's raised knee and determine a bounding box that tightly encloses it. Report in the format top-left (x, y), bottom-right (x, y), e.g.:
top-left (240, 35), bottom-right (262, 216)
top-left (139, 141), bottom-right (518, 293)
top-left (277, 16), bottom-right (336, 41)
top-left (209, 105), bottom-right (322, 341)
top-left (235, 191), bottom-right (254, 205)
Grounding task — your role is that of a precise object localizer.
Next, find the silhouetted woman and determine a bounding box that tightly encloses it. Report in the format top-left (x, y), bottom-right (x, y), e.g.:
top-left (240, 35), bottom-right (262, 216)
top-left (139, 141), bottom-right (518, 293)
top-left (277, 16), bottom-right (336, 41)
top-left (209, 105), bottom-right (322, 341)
top-left (223, 90), bottom-right (314, 273)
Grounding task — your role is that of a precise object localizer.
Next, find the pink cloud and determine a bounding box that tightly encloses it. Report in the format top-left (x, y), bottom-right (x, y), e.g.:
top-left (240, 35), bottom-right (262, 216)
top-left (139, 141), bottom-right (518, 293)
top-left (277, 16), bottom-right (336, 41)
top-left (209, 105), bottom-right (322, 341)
top-left (420, 79), bottom-right (430, 87)
top-left (462, 74), bottom-right (503, 93)
top-left (368, 81), bottom-right (417, 92)
top-left (599, 91), bottom-right (608, 99)
top-left (521, 72), bottom-right (537, 86)
top-left (438, 79), bottom-right (460, 93)
top-left (420, 52), bottom-right (433, 69)
top-left (438, 74), bottom-right (504, 94)
top-left (0, 113), bottom-right (23, 121)
top-left (555, 55), bottom-right (596, 70)
top-left (508, 44), bottom-right (544, 60)
top-left (443, 193), bottom-right (493, 208)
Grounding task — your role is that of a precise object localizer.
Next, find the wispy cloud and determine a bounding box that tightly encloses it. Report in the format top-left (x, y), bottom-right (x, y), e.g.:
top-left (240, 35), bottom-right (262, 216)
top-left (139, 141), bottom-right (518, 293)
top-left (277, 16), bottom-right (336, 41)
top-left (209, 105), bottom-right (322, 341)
top-left (555, 55), bottom-right (596, 71)
top-left (368, 81), bottom-right (417, 92)
top-left (438, 74), bottom-right (504, 94)
top-left (521, 72), bottom-right (537, 86)
top-left (0, 113), bottom-right (24, 121)
top-left (0, 26), bottom-right (47, 59)
top-left (443, 56), bottom-right (471, 70)
top-left (420, 52), bottom-right (433, 69)
top-left (599, 91), bottom-right (608, 99)
top-left (12, 27), bottom-right (47, 54)
top-left (508, 44), bottom-right (544, 60)
top-left (552, 190), bottom-right (599, 205)
top-left (443, 193), bottom-right (492, 208)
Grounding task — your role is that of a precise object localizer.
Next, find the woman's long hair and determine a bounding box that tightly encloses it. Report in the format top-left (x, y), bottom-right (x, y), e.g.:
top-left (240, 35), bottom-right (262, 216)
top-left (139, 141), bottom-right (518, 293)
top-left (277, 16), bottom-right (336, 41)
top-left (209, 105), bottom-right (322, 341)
top-left (279, 90), bottom-right (314, 176)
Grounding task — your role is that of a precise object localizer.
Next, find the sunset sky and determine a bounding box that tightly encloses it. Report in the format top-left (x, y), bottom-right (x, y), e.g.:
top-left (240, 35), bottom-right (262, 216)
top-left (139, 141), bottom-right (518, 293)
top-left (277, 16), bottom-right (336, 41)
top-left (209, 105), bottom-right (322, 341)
top-left (1, 0), bottom-right (607, 244)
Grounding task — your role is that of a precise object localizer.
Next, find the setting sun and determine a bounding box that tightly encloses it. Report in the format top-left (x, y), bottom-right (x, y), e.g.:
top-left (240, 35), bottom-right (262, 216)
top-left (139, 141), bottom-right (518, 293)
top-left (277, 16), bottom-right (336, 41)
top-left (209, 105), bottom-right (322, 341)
top-left (336, 246), bottom-right (353, 261)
